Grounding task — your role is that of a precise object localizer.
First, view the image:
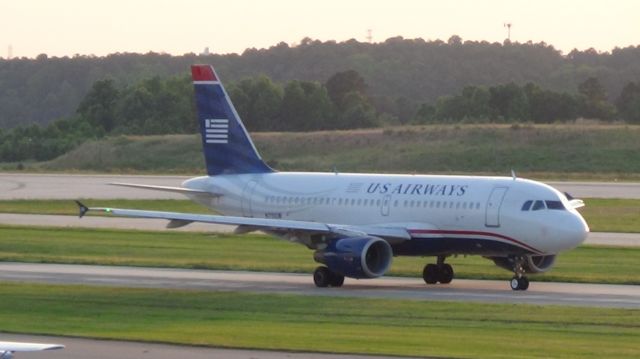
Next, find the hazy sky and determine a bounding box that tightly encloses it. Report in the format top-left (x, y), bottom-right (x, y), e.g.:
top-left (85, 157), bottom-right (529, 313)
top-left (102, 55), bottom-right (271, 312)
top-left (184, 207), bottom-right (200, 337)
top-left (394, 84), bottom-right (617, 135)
top-left (1, 0), bottom-right (638, 58)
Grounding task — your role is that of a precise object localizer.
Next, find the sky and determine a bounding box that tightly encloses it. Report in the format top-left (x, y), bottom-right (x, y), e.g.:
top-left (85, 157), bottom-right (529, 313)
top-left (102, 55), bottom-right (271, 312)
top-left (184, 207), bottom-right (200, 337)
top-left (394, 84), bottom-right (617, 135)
top-left (0, 0), bottom-right (638, 58)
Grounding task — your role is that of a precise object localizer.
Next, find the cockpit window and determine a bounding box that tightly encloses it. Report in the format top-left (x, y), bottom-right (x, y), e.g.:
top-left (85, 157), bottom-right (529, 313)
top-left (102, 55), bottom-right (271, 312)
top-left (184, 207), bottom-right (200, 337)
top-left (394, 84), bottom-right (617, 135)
top-left (532, 200), bottom-right (546, 211)
top-left (521, 200), bottom-right (533, 211)
top-left (545, 200), bottom-right (565, 210)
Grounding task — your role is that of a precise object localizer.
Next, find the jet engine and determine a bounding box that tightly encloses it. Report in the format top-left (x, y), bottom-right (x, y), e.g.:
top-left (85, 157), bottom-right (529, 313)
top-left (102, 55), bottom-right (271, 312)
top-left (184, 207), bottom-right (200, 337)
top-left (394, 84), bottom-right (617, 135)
top-left (490, 254), bottom-right (556, 274)
top-left (314, 236), bottom-right (393, 278)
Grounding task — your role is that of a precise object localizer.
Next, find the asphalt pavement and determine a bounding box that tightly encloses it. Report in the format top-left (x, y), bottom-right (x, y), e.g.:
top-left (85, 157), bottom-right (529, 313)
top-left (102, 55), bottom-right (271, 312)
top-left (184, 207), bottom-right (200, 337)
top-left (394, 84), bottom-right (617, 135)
top-left (0, 263), bottom-right (638, 308)
top-left (2, 173), bottom-right (640, 199)
top-left (0, 333), bottom-right (415, 359)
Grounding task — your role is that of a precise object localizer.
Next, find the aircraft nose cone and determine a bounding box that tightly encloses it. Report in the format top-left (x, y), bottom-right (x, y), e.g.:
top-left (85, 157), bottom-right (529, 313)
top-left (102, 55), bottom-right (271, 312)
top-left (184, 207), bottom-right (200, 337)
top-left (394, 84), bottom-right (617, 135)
top-left (564, 212), bottom-right (590, 249)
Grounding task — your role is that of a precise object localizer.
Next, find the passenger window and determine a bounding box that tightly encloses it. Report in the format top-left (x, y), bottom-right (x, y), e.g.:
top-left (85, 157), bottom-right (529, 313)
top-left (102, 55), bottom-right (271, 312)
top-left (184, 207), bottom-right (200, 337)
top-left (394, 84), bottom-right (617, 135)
top-left (532, 200), bottom-right (546, 211)
top-left (546, 201), bottom-right (565, 210)
top-left (521, 200), bottom-right (533, 211)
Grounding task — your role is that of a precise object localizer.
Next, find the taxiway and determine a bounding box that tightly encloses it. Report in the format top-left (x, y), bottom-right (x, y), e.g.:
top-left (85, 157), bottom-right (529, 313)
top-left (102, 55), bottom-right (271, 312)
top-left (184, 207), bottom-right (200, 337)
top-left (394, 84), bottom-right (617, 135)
top-left (1, 173), bottom-right (640, 199)
top-left (0, 333), bottom-right (413, 359)
top-left (0, 263), bottom-right (638, 308)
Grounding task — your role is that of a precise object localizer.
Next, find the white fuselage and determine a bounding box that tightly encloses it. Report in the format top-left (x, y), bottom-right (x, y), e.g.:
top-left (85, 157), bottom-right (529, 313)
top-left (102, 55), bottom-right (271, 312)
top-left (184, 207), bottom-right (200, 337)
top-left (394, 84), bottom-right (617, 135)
top-left (183, 172), bottom-right (589, 256)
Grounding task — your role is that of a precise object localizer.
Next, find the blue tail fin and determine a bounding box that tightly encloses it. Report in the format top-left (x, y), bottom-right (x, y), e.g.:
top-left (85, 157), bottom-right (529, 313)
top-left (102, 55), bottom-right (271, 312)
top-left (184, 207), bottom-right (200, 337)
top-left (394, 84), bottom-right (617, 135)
top-left (191, 65), bottom-right (273, 176)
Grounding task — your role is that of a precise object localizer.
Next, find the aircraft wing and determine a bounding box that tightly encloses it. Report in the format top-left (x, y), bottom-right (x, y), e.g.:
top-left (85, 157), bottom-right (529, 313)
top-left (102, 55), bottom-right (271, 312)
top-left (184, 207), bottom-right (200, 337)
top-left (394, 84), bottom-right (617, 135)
top-left (0, 341), bottom-right (64, 353)
top-left (76, 202), bottom-right (411, 242)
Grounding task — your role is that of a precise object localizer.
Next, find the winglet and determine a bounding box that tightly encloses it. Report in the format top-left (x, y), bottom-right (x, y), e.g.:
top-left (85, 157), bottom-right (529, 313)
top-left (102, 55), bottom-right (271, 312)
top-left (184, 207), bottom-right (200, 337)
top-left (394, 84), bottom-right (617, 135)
top-left (76, 200), bottom-right (89, 218)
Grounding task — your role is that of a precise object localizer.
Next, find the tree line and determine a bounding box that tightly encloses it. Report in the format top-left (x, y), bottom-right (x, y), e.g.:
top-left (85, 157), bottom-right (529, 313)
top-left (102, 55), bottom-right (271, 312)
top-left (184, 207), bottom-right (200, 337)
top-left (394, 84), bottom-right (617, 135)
top-left (414, 77), bottom-right (640, 123)
top-left (2, 37), bottom-right (640, 129)
top-left (2, 66), bottom-right (640, 163)
top-left (0, 70), bottom-right (379, 162)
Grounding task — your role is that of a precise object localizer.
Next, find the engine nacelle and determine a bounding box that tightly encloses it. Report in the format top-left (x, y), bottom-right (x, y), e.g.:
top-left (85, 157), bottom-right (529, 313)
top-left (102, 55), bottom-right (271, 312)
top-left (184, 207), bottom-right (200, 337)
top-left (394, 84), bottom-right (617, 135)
top-left (490, 255), bottom-right (556, 274)
top-left (314, 236), bottom-right (393, 279)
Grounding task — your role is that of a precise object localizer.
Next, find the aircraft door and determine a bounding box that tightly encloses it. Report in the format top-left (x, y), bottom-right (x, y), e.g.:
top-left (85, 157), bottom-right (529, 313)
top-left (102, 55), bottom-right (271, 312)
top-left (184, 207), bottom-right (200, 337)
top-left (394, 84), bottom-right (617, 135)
top-left (241, 180), bottom-right (258, 217)
top-left (485, 187), bottom-right (508, 227)
top-left (381, 194), bottom-right (391, 216)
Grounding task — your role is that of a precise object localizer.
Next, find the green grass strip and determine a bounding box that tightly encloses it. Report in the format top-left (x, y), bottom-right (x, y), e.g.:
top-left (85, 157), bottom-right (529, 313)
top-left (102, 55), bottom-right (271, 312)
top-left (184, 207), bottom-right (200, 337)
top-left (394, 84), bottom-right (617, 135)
top-left (580, 198), bottom-right (640, 233)
top-left (0, 282), bottom-right (638, 358)
top-left (1, 225), bottom-right (638, 284)
top-left (0, 197), bottom-right (639, 233)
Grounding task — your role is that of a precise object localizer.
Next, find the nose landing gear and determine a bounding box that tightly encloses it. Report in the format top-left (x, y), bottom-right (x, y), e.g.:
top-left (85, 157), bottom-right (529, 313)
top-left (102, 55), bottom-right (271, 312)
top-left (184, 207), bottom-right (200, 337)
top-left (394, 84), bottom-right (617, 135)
top-left (510, 256), bottom-right (529, 291)
top-left (422, 256), bottom-right (454, 285)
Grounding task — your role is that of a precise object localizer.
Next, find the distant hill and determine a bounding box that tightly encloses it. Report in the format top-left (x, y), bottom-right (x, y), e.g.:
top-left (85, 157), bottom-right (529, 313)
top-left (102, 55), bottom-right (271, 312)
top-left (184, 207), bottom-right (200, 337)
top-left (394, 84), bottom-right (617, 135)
top-left (1, 37), bottom-right (639, 128)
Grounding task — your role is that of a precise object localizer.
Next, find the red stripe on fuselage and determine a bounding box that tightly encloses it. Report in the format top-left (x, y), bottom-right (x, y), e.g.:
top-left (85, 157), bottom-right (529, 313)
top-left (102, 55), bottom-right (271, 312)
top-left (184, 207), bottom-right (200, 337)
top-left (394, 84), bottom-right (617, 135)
top-left (407, 229), bottom-right (543, 254)
top-left (191, 65), bottom-right (217, 81)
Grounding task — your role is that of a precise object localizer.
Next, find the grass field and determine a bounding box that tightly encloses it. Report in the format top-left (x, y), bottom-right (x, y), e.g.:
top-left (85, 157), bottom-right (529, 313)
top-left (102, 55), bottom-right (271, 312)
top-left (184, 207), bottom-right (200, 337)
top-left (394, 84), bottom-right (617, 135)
top-left (1, 197), bottom-right (638, 233)
top-left (0, 282), bottom-right (637, 358)
top-left (580, 198), bottom-right (640, 233)
top-left (1, 225), bottom-right (638, 284)
top-left (5, 124), bottom-right (639, 180)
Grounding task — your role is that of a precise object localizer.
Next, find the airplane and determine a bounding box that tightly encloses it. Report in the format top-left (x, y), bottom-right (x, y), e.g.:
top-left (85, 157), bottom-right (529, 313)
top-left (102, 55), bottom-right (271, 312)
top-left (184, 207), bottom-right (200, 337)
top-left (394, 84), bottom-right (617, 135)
top-left (0, 341), bottom-right (64, 358)
top-left (77, 64), bottom-right (590, 291)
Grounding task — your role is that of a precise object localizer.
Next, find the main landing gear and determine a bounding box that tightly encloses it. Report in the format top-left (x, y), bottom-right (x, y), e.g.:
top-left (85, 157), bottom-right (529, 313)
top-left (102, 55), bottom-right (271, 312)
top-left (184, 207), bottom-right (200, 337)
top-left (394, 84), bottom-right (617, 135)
top-left (510, 256), bottom-right (529, 291)
top-left (422, 256), bottom-right (454, 285)
top-left (313, 266), bottom-right (345, 288)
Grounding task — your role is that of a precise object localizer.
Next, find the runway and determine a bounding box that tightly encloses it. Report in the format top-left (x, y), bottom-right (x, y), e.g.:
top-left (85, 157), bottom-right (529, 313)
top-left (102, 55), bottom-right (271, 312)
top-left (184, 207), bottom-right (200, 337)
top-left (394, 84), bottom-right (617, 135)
top-left (0, 263), bottom-right (638, 308)
top-left (1, 173), bottom-right (640, 199)
top-left (0, 333), bottom-right (413, 359)
top-left (0, 173), bottom-right (188, 199)
top-left (1, 212), bottom-right (639, 247)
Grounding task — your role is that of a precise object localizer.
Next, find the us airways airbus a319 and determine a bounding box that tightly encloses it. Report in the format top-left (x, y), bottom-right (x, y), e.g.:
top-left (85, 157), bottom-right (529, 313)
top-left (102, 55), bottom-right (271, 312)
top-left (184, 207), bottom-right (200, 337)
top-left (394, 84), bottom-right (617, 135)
top-left (77, 64), bottom-right (589, 291)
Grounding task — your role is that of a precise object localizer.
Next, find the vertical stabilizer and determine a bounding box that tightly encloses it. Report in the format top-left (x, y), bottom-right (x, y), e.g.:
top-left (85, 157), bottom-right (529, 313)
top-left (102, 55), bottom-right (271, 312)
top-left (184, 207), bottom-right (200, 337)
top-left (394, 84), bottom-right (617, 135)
top-left (191, 65), bottom-right (273, 175)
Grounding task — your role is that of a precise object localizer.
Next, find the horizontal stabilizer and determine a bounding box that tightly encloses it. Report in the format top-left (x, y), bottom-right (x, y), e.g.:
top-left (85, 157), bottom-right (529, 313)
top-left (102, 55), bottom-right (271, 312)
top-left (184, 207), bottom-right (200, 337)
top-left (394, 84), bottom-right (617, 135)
top-left (109, 182), bottom-right (219, 196)
top-left (0, 341), bottom-right (64, 352)
top-left (568, 199), bottom-right (585, 209)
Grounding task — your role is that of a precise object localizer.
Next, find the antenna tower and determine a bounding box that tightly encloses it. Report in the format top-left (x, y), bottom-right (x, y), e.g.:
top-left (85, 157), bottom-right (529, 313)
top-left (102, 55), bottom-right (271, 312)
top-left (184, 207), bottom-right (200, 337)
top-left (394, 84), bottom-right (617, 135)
top-left (503, 23), bottom-right (512, 42)
top-left (366, 29), bottom-right (372, 43)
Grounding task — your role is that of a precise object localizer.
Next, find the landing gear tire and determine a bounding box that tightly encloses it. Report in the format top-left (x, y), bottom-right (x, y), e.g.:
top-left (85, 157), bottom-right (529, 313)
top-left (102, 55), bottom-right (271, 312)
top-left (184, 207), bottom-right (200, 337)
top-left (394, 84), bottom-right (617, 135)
top-left (423, 264), bottom-right (439, 284)
top-left (423, 263), bottom-right (454, 284)
top-left (510, 276), bottom-right (529, 291)
top-left (509, 256), bottom-right (530, 291)
top-left (330, 272), bottom-right (345, 287)
top-left (313, 266), bottom-right (332, 287)
top-left (438, 264), bottom-right (454, 284)
top-left (313, 266), bottom-right (345, 288)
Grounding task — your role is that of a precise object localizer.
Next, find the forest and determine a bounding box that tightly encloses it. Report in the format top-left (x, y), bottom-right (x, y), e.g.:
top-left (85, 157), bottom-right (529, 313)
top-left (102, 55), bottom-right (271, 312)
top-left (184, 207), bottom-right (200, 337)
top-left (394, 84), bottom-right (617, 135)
top-left (1, 36), bottom-right (640, 163)
top-left (1, 36), bottom-right (640, 128)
